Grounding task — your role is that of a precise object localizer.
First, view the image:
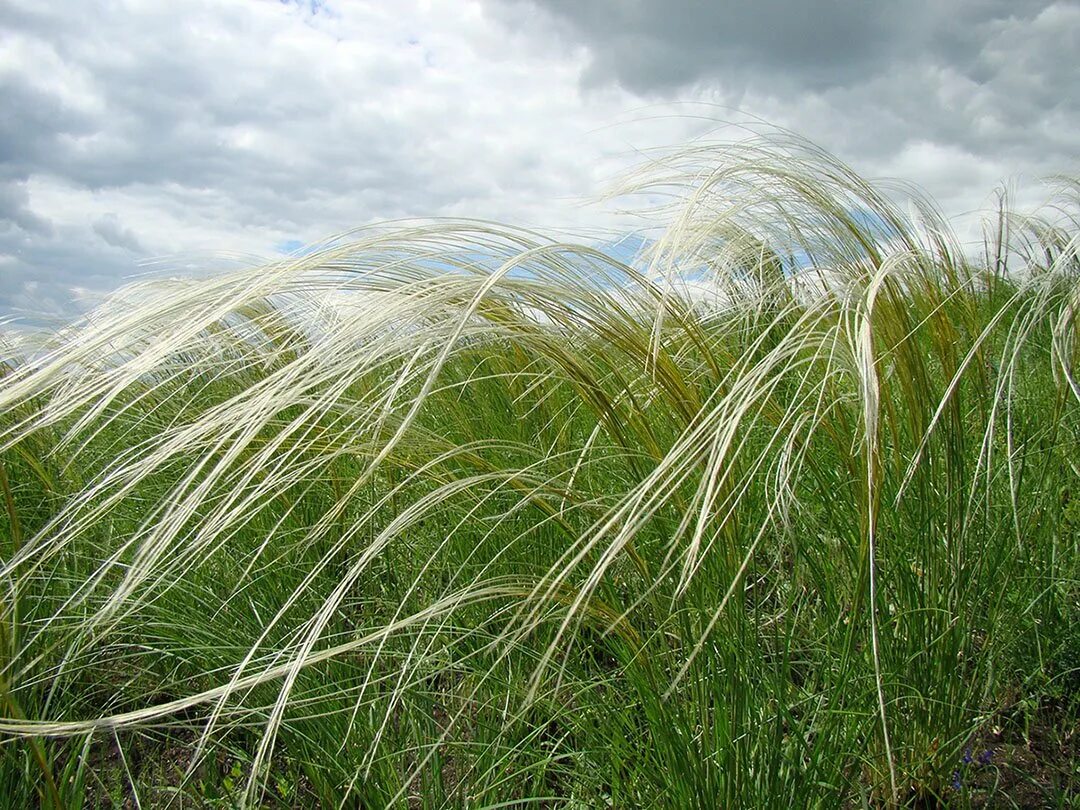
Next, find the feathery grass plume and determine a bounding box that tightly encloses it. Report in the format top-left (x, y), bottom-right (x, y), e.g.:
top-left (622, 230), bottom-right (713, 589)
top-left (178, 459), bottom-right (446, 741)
top-left (0, 131), bottom-right (1077, 807)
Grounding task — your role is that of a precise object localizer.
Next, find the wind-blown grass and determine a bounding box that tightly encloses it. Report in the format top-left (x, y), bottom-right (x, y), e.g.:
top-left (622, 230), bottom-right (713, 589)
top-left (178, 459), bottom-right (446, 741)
top-left (0, 135), bottom-right (1077, 807)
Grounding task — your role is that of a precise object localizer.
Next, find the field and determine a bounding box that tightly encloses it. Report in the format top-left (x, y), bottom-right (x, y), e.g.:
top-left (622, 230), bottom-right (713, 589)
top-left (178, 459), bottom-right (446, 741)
top-left (0, 136), bottom-right (1077, 807)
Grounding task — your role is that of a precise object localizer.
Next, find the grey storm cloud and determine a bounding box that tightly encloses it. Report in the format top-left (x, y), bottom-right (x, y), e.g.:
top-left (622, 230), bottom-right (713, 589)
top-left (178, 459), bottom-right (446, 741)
top-left (92, 213), bottom-right (144, 253)
top-left (487, 0), bottom-right (1079, 214)
top-left (0, 182), bottom-right (53, 237)
top-left (490, 0), bottom-right (1058, 94)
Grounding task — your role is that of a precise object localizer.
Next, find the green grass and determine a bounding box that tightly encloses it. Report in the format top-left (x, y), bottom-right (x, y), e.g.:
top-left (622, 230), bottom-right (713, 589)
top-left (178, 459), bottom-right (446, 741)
top-left (0, 134), bottom-right (1077, 808)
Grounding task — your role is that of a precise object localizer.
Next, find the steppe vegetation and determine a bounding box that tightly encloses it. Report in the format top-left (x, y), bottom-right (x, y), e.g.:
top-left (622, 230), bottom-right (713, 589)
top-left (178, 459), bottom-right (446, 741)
top-left (0, 135), bottom-right (1077, 807)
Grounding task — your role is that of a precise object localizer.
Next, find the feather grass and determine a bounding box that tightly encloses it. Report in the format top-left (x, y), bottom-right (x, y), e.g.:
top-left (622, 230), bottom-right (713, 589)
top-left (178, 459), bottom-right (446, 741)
top-left (0, 133), bottom-right (1078, 807)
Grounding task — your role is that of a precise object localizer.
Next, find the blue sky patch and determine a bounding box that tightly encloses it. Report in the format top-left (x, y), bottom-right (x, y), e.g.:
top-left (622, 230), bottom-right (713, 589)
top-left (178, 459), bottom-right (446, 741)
top-left (276, 239), bottom-right (306, 255)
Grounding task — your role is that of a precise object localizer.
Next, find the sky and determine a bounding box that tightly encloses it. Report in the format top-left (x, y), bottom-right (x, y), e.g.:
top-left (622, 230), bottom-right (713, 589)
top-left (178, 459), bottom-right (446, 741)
top-left (1, 0), bottom-right (1077, 321)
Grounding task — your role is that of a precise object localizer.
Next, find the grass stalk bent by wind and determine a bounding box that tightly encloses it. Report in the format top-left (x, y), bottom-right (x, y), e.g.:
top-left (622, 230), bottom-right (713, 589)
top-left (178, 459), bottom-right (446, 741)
top-left (0, 134), bottom-right (1078, 807)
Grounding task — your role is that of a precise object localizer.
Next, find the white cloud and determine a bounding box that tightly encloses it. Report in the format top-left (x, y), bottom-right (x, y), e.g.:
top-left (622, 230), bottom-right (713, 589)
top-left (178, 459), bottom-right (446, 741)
top-left (0, 0), bottom-right (1077, 321)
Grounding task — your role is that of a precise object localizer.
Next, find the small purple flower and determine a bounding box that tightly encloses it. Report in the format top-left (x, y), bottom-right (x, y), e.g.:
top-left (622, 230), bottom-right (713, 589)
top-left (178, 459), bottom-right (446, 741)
top-left (962, 747), bottom-right (973, 765)
top-left (951, 770), bottom-right (963, 791)
top-left (977, 748), bottom-right (993, 766)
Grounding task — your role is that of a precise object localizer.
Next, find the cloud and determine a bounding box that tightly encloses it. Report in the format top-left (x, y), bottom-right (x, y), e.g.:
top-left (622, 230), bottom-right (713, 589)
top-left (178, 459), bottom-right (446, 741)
top-left (488, 0), bottom-right (1057, 95)
top-left (0, 181), bottom-right (53, 236)
top-left (2, 0), bottom-right (699, 321)
top-left (92, 213), bottom-right (144, 253)
top-left (486, 1), bottom-right (1079, 214)
top-left (0, 0), bottom-right (1076, 322)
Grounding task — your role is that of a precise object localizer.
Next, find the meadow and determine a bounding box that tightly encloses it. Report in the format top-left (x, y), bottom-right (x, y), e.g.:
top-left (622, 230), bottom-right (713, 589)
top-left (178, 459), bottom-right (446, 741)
top-left (0, 135), bottom-right (1077, 807)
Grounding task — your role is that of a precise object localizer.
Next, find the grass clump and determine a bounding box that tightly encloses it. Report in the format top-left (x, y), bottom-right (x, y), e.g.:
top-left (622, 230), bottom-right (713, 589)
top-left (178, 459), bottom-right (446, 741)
top-left (0, 133), bottom-right (1077, 807)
